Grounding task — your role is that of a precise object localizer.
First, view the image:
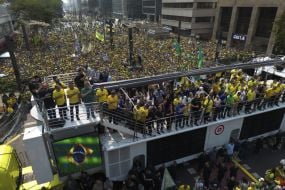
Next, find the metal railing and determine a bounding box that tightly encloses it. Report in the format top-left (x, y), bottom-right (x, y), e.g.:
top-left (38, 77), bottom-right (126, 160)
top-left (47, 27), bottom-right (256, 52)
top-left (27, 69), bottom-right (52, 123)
top-left (0, 103), bottom-right (30, 143)
top-left (34, 91), bottom-right (285, 138)
top-left (42, 102), bottom-right (101, 131)
top-left (100, 96), bottom-right (285, 139)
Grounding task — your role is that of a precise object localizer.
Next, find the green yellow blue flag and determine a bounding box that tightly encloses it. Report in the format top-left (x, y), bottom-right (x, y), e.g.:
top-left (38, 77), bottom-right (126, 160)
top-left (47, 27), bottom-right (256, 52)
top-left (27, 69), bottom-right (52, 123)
top-left (173, 39), bottom-right (182, 55)
top-left (198, 47), bottom-right (204, 68)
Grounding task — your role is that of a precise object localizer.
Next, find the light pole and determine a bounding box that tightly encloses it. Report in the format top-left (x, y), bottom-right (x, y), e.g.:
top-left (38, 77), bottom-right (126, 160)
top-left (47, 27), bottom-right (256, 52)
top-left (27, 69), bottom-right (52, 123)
top-left (4, 35), bottom-right (22, 90)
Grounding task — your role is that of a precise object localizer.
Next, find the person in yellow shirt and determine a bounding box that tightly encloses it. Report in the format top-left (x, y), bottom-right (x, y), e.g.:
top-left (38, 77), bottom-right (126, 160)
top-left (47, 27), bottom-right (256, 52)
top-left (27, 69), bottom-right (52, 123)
top-left (53, 85), bottom-right (67, 119)
top-left (273, 83), bottom-right (282, 106)
top-left (173, 95), bottom-right (182, 107)
top-left (178, 184), bottom-right (190, 190)
top-left (52, 76), bottom-right (67, 89)
top-left (245, 88), bottom-right (255, 114)
top-left (7, 93), bottom-right (18, 111)
top-left (183, 101), bottom-right (191, 127)
top-left (66, 82), bottom-right (81, 121)
top-left (107, 90), bottom-right (119, 124)
top-left (140, 104), bottom-right (149, 135)
top-left (96, 87), bottom-right (108, 103)
top-left (233, 91), bottom-right (241, 115)
top-left (203, 95), bottom-right (213, 124)
top-left (265, 86), bottom-right (274, 108)
top-left (212, 79), bottom-right (221, 96)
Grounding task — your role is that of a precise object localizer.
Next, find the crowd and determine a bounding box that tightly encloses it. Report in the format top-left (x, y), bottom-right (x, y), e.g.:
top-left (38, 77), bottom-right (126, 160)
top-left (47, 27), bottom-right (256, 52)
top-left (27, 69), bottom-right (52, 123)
top-left (62, 136), bottom-right (285, 190)
top-left (1, 92), bottom-right (18, 113)
top-left (30, 62), bottom-right (285, 133)
top-left (0, 16), bottom-right (253, 92)
top-left (99, 68), bottom-right (285, 135)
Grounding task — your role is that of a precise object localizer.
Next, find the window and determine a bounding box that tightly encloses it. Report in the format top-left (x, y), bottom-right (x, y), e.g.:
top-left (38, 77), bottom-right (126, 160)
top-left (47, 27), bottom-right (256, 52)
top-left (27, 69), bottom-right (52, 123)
top-left (195, 17), bottom-right (212, 23)
top-left (197, 2), bottom-right (213, 9)
top-left (143, 7), bottom-right (155, 14)
top-left (163, 3), bottom-right (193, 8)
top-left (143, 0), bottom-right (155, 7)
top-left (162, 15), bottom-right (192, 23)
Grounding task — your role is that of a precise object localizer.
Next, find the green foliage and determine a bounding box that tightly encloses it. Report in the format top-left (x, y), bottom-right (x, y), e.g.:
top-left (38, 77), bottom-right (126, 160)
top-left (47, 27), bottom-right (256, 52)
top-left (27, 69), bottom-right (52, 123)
top-left (274, 11), bottom-right (285, 54)
top-left (10, 0), bottom-right (63, 23)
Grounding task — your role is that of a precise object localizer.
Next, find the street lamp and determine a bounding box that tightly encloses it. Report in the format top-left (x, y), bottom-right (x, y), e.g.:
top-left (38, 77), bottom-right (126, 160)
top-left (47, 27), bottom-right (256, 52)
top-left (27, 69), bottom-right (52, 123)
top-left (2, 35), bottom-right (22, 90)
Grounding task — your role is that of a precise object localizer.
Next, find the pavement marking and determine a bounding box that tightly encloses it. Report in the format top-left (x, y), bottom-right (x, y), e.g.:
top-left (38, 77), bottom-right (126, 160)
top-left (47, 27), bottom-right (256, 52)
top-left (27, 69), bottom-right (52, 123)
top-left (242, 164), bottom-right (251, 170)
top-left (232, 159), bottom-right (258, 183)
top-left (6, 134), bottom-right (22, 145)
top-left (187, 168), bottom-right (197, 175)
top-left (252, 172), bottom-right (261, 179)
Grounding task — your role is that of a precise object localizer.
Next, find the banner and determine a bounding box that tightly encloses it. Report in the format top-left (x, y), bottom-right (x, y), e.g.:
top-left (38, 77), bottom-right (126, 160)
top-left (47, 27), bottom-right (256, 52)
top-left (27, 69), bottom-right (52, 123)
top-left (161, 168), bottom-right (176, 190)
top-left (173, 39), bottom-right (182, 55)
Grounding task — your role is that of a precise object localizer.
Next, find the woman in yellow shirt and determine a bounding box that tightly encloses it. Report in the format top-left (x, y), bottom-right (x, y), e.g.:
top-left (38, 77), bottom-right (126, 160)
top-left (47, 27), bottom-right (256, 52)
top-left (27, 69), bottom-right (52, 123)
top-left (107, 91), bottom-right (119, 124)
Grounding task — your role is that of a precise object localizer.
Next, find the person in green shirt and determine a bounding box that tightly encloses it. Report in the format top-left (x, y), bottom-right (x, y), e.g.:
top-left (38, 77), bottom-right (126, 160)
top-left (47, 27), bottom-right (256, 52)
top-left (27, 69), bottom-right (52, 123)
top-left (81, 81), bottom-right (95, 119)
top-left (225, 93), bottom-right (234, 117)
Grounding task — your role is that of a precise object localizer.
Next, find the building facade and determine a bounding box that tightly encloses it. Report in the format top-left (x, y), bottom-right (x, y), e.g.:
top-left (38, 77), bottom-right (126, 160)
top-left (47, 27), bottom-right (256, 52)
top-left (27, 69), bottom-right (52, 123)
top-left (0, 4), bottom-right (14, 53)
top-left (142, 0), bottom-right (162, 22)
top-left (161, 0), bottom-right (216, 38)
top-left (212, 0), bottom-right (285, 55)
top-left (112, 0), bottom-right (143, 19)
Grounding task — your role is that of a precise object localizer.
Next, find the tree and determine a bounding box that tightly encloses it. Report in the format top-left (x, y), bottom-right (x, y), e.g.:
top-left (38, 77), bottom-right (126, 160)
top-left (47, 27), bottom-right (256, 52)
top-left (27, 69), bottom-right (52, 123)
top-left (10, 0), bottom-right (63, 24)
top-left (274, 11), bottom-right (285, 54)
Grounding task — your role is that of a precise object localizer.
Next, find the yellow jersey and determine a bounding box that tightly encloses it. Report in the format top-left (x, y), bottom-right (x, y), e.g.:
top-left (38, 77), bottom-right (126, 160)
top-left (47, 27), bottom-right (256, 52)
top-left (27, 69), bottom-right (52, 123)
top-left (173, 98), bottom-right (181, 107)
top-left (203, 98), bottom-right (213, 113)
top-left (96, 88), bottom-right (108, 103)
top-left (138, 107), bottom-right (149, 122)
top-left (53, 89), bottom-right (66, 106)
top-left (246, 90), bottom-right (255, 102)
top-left (107, 95), bottom-right (118, 110)
top-left (265, 88), bottom-right (274, 98)
top-left (66, 87), bottom-right (80, 104)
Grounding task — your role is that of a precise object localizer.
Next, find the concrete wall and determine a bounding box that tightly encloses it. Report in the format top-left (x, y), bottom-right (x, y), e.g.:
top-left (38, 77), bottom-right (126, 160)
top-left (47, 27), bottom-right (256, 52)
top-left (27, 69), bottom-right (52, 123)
top-left (162, 8), bottom-right (194, 17)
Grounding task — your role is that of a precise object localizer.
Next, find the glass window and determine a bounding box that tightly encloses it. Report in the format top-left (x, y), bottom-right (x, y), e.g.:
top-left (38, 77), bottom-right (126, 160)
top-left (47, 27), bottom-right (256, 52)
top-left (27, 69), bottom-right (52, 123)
top-left (163, 3), bottom-right (193, 8)
top-left (197, 2), bottom-right (213, 9)
top-left (195, 17), bottom-right (212, 23)
top-left (143, 0), bottom-right (155, 7)
top-left (162, 15), bottom-right (192, 23)
top-left (143, 8), bottom-right (155, 14)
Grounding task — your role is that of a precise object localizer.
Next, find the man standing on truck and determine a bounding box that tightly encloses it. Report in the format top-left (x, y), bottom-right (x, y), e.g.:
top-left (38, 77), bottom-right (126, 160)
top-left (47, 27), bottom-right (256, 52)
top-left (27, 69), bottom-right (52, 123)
top-left (53, 84), bottom-right (68, 120)
top-left (66, 81), bottom-right (81, 121)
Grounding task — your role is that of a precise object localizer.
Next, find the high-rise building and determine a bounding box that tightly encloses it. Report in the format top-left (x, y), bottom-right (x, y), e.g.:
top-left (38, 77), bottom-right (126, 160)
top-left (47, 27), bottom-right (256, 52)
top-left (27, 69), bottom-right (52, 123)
top-left (112, 0), bottom-right (143, 19)
top-left (212, 0), bottom-right (285, 54)
top-left (142, 0), bottom-right (162, 22)
top-left (161, 0), bottom-right (216, 38)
